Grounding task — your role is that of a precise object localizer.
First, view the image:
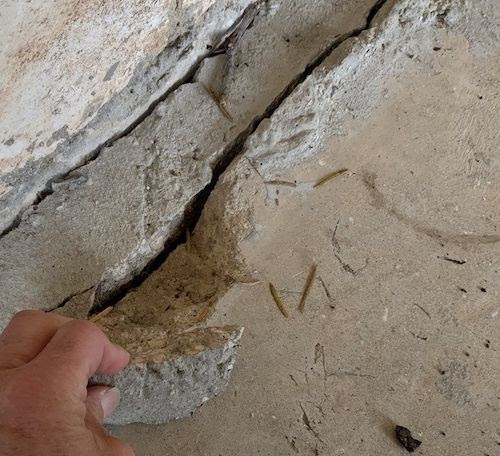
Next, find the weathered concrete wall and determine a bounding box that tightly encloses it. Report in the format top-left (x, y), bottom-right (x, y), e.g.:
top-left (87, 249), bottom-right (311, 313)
top-left (0, 0), bottom-right (255, 232)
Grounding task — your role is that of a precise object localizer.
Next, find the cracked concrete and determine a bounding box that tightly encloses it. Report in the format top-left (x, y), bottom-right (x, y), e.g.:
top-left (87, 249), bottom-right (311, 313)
top-left (0, 0), bottom-right (381, 327)
top-left (0, 0), bottom-right (257, 234)
top-left (110, 0), bottom-right (498, 450)
top-left (1, 0), bottom-right (499, 451)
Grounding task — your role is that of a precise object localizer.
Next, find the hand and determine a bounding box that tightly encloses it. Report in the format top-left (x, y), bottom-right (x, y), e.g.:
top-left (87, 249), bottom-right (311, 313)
top-left (0, 310), bottom-right (134, 455)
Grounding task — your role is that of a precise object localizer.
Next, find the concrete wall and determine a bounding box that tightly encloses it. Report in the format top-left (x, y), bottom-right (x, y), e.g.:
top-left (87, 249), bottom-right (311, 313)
top-left (0, 0), bottom-right (254, 232)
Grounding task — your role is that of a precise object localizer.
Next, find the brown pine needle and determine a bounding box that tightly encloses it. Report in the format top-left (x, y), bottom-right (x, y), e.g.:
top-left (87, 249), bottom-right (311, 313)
top-left (298, 264), bottom-right (317, 313)
top-left (269, 283), bottom-right (289, 318)
top-left (201, 83), bottom-right (233, 121)
top-left (89, 306), bottom-right (113, 323)
top-left (264, 180), bottom-right (297, 187)
top-left (313, 168), bottom-right (348, 188)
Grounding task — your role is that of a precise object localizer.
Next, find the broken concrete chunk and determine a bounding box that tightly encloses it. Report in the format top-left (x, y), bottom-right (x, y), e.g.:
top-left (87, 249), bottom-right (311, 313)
top-left (92, 325), bottom-right (243, 425)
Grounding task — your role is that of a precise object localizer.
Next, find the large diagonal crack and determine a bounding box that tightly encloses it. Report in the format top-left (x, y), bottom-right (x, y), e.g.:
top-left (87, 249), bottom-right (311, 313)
top-left (0, 2), bottom-right (264, 239)
top-left (86, 0), bottom-right (390, 317)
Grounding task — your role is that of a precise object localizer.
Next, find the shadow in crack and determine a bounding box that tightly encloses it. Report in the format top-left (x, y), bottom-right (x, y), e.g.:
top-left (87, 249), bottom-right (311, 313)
top-left (93, 158), bottom-right (262, 357)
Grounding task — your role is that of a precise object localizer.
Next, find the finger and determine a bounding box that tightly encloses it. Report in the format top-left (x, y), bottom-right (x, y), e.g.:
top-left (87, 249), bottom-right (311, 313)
top-left (105, 436), bottom-right (136, 456)
top-left (86, 385), bottom-right (121, 422)
top-left (30, 320), bottom-right (129, 395)
top-left (0, 310), bottom-right (72, 370)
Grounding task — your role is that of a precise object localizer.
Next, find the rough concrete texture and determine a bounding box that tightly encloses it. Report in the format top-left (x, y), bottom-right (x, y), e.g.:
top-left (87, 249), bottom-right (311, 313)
top-left (92, 327), bottom-right (243, 425)
top-left (0, 0), bottom-right (256, 233)
top-left (0, 0), bottom-right (380, 327)
top-left (107, 0), bottom-right (498, 452)
top-left (1, 0), bottom-right (499, 451)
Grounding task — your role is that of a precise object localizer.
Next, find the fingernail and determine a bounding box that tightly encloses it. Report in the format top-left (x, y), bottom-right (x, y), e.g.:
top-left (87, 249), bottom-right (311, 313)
top-left (100, 387), bottom-right (121, 419)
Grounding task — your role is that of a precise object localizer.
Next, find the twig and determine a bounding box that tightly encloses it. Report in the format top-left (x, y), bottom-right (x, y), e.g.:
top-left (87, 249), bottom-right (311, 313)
top-left (438, 256), bottom-right (466, 265)
top-left (414, 303), bottom-right (431, 319)
top-left (264, 180), bottom-right (297, 187)
top-left (200, 83), bottom-right (233, 121)
top-left (334, 254), bottom-right (356, 275)
top-left (318, 276), bottom-right (334, 309)
top-left (299, 403), bottom-right (326, 445)
top-left (409, 330), bottom-right (428, 341)
top-left (335, 255), bottom-right (368, 276)
top-left (331, 219), bottom-right (340, 252)
top-left (89, 306), bottom-right (113, 323)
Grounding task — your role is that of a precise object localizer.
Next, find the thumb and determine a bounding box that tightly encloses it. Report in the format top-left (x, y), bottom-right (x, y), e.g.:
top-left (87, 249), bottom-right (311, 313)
top-left (86, 385), bottom-right (121, 423)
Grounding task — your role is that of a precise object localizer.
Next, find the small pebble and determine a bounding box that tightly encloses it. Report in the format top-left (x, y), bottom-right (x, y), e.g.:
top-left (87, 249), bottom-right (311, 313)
top-left (395, 425), bottom-right (422, 453)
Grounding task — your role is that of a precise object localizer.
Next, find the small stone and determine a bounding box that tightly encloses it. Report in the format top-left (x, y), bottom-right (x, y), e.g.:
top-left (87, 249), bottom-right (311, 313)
top-left (395, 425), bottom-right (422, 453)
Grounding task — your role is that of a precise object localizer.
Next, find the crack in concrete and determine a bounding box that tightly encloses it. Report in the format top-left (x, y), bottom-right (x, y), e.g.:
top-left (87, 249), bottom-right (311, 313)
top-left (86, 0), bottom-right (390, 317)
top-left (50, 286), bottom-right (94, 312)
top-left (0, 1), bottom-right (266, 239)
top-left (362, 171), bottom-right (500, 246)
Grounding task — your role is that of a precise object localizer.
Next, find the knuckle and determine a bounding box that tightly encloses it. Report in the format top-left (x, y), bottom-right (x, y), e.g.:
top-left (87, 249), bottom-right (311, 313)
top-left (64, 319), bottom-right (102, 338)
top-left (11, 309), bottom-right (44, 322)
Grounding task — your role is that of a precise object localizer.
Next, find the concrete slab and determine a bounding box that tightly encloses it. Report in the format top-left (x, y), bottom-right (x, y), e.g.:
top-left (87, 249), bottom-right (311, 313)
top-left (0, 0), bottom-right (498, 448)
top-left (0, 0), bottom-right (380, 328)
top-left (0, 0), bottom-right (257, 233)
top-left (106, 0), bottom-right (499, 452)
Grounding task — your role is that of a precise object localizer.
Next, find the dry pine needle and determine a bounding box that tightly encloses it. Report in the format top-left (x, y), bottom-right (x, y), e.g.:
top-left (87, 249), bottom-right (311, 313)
top-left (313, 168), bottom-right (348, 188)
top-left (269, 283), bottom-right (289, 318)
top-left (298, 264), bottom-right (317, 313)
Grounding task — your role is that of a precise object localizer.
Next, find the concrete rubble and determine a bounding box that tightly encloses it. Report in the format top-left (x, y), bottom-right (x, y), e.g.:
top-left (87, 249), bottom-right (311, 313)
top-left (1, 0), bottom-right (499, 448)
top-left (92, 327), bottom-right (243, 425)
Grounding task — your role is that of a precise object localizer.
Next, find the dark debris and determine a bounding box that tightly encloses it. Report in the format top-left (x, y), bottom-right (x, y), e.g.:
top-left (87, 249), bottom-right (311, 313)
top-left (395, 425), bottom-right (422, 453)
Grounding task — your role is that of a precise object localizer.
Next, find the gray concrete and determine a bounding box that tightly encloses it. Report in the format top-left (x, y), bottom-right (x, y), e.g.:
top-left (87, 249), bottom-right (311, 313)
top-left (111, 0), bottom-right (498, 453)
top-left (93, 327), bottom-right (242, 425)
top-left (1, 0), bottom-right (499, 453)
top-left (0, 0), bottom-right (380, 328)
top-left (0, 0), bottom-right (257, 234)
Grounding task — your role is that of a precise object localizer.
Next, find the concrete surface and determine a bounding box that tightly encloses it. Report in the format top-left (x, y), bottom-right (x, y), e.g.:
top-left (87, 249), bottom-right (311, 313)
top-left (1, 0), bottom-right (499, 453)
top-left (113, 0), bottom-right (498, 453)
top-left (93, 327), bottom-right (243, 425)
top-left (0, 0), bottom-right (256, 233)
top-left (0, 0), bottom-right (380, 328)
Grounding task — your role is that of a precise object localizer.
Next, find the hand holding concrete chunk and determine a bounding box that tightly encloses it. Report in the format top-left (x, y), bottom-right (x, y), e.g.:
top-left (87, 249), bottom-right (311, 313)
top-left (0, 311), bottom-right (134, 455)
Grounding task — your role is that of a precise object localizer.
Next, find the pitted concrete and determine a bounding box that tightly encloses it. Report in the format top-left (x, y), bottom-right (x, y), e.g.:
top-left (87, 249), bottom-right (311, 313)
top-left (0, 0), bottom-right (499, 447)
top-left (93, 327), bottom-right (243, 425)
top-left (0, 0), bottom-right (381, 329)
top-left (0, 0), bottom-right (259, 234)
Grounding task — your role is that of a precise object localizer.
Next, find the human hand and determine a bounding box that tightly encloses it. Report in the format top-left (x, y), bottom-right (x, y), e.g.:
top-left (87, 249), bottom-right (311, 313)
top-left (0, 310), bottom-right (134, 455)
